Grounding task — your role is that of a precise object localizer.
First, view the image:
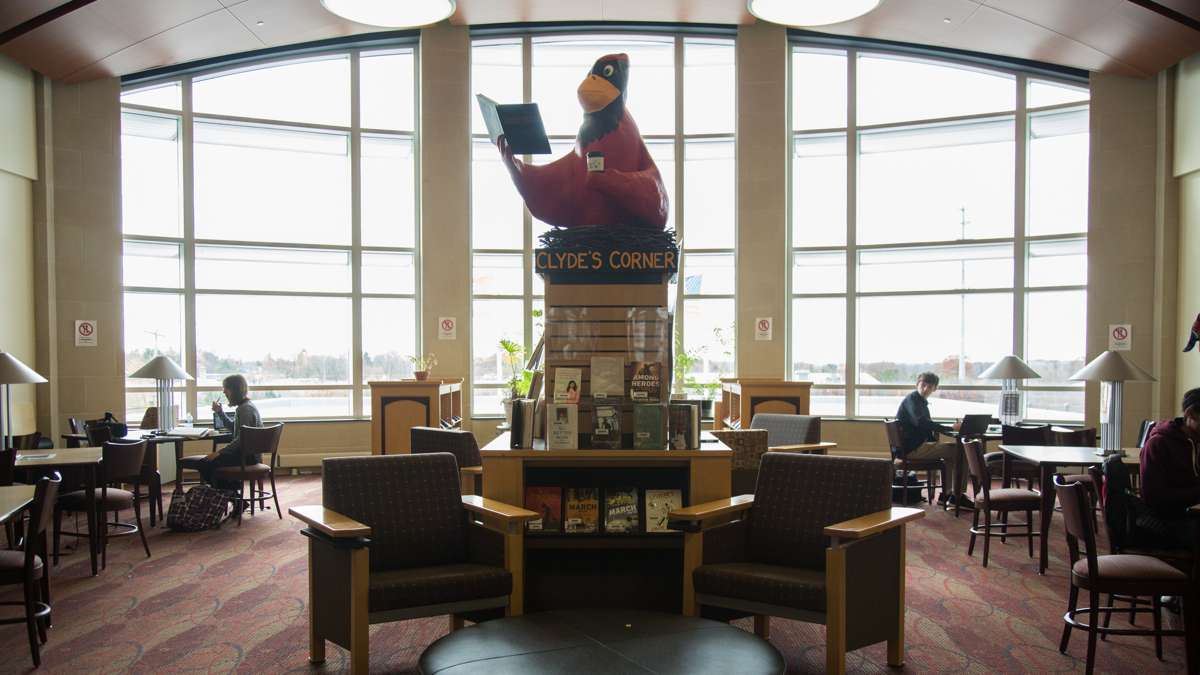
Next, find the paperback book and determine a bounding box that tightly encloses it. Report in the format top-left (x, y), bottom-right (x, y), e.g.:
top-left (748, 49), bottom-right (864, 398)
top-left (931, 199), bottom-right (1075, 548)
top-left (668, 403), bottom-right (700, 450)
top-left (554, 367), bottom-right (583, 404)
top-left (629, 361), bottom-right (661, 402)
top-left (633, 403), bottom-right (666, 450)
top-left (524, 486), bottom-right (562, 532)
top-left (603, 487), bottom-right (639, 534)
top-left (589, 356), bottom-right (624, 400)
top-left (645, 488), bottom-right (683, 533)
top-left (564, 487), bottom-right (600, 533)
top-left (591, 404), bottom-right (622, 449)
top-left (546, 403), bottom-right (579, 450)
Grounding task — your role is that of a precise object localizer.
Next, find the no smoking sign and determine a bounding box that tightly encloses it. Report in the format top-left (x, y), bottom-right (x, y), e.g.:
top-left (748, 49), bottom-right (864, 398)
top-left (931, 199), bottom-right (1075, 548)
top-left (438, 317), bottom-right (457, 340)
top-left (75, 319), bottom-right (98, 347)
top-left (755, 317), bottom-right (773, 341)
top-left (1108, 324), bottom-right (1131, 351)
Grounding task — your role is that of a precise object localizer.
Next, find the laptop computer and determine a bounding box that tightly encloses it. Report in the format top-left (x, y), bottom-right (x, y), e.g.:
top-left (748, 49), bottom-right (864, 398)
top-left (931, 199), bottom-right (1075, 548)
top-left (958, 414), bottom-right (993, 437)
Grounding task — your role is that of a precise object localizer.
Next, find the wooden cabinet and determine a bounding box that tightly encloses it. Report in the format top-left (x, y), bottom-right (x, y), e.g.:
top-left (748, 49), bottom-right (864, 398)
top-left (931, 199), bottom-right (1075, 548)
top-left (716, 377), bottom-right (812, 430)
top-left (369, 379), bottom-right (463, 454)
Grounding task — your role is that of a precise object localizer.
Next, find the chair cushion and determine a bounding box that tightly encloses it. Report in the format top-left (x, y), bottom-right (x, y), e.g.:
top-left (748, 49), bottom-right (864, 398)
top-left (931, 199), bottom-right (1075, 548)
top-left (984, 488), bottom-right (1042, 508)
top-left (59, 488), bottom-right (135, 509)
top-left (0, 550), bottom-right (42, 584)
top-left (1063, 473), bottom-right (1093, 485)
top-left (213, 463), bottom-right (271, 478)
top-left (1071, 554), bottom-right (1189, 594)
top-left (369, 563), bottom-right (510, 613)
top-left (694, 562), bottom-right (826, 613)
top-left (748, 414), bottom-right (821, 447)
top-left (178, 455), bottom-right (209, 467)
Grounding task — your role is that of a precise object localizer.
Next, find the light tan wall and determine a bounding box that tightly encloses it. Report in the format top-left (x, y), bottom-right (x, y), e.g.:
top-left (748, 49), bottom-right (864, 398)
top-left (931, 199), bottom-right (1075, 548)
top-left (0, 56), bottom-right (39, 435)
top-left (1087, 73), bottom-right (1162, 446)
top-left (735, 22), bottom-right (789, 378)
top-left (1176, 54), bottom-right (1200, 403)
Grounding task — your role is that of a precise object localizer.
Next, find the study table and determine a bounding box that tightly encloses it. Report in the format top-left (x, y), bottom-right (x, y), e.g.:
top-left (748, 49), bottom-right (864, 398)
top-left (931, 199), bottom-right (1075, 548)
top-left (62, 429), bottom-right (232, 498)
top-left (16, 447), bottom-right (103, 576)
top-left (0, 485), bottom-right (36, 525)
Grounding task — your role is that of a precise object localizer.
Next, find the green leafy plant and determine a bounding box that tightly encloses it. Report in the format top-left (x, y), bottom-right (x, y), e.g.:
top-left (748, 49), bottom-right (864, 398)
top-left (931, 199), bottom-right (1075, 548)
top-left (499, 338), bottom-right (528, 399)
top-left (408, 353), bottom-right (438, 372)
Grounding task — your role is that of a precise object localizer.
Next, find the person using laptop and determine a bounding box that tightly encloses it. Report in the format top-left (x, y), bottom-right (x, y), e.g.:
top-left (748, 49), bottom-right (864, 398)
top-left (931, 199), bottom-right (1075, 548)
top-left (1139, 386), bottom-right (1200, 550)
top-left (195, 374), bottom-right (262, 492)
top-left (895, 372), bottom-right (971, 508)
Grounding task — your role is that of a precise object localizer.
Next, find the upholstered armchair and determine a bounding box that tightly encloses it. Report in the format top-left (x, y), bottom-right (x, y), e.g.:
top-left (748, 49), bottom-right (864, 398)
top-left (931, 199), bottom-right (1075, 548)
top-left (410, 426), bottom-right (483, 495)
top-left (710, 429), bottom-right (769, 496)
top-left (289, 453), bottom-right (536, 675)
top-left (749, 413), bottom-right (823, 451)
top-left (669, 453), bottom-right (923, 675)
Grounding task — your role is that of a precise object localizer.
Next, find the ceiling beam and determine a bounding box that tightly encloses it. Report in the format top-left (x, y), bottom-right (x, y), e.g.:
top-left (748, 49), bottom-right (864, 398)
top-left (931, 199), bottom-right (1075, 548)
top-left (0, 0), bottom-right (99, 47)
top-left (1125, 0), bottom-right (1200, 32)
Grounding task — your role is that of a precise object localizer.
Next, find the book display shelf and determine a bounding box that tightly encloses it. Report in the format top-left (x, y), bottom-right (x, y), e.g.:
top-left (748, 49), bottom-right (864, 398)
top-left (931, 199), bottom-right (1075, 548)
top-left (715, 377), bottom-right (812, 430)
top-left (369, 379), bottom-right (463, 454)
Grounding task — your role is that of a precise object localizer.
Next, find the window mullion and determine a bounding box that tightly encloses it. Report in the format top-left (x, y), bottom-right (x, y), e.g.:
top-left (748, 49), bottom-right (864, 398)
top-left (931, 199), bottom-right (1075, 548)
top-left (1014, 73), bottom-right (1029, 360)
top-left (845, 48), bottom-right (858, 418)
top-left (350, 50), bottom-right (364, 418)
top-left (182, 75), bottom-right (198, 421)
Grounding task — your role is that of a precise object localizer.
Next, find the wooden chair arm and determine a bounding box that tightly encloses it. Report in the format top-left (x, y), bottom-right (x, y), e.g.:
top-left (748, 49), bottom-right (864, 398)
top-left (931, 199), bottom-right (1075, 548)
top-left (460, 466), bottom-right (483, 476)
top-left (768, 442), bottom-right (833, 454)
top-left (462, 495), bottom-right (537, 523)
top-left (288, 505), bottom-right (371, 538)
top-left (824, 507), bottom-right (923, 540)
top-left (668, 494), bottom-right (754, 525)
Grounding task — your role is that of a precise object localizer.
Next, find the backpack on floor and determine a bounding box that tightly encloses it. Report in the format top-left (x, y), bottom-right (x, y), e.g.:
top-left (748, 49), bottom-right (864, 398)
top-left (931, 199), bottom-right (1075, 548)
top-left (166, 485), bottom-right (231, 531)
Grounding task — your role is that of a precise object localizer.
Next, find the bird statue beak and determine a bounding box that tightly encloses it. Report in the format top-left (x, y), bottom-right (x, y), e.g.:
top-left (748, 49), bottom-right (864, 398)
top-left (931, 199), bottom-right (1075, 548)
top-left (578, 74), bottom-right (620, 113)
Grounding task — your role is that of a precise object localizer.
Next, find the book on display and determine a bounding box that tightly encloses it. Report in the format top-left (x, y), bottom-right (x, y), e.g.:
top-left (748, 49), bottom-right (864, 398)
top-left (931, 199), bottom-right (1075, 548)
top-left (590, 356), bottom-right (624, 400)
top-left (524, 486), bottom-right (562, 532)
top-left (603, 487), bottom-right (639, 533)
top-left (645, 489), bottom-right (683, 533)
top-left (547, 403), bottom-right (579, 450)
top-left (564, 487), bottom-right (600, 533)
top-left (629, 361), bottom-right (661, 402)
top-left (591, 404), bottom-right (622, 449)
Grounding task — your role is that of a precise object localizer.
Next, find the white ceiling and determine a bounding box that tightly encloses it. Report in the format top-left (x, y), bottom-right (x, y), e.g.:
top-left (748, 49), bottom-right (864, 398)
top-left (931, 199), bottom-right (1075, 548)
top-left (0, 0), bottom-right (1197, 82)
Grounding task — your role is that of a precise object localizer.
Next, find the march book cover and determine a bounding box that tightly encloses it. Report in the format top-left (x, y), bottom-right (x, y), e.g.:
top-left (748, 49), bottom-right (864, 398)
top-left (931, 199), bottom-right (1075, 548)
top-left (603, 487), bottom-right (639, 533)
top-left (564, 487), bottom-right (599, 533)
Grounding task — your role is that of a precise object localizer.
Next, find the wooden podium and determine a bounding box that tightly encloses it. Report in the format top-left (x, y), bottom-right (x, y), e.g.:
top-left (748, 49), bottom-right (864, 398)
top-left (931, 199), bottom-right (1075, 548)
top-left (369, 379), bottom-right (463, 454)
top-left (715, 377), bottom-right (812, 430)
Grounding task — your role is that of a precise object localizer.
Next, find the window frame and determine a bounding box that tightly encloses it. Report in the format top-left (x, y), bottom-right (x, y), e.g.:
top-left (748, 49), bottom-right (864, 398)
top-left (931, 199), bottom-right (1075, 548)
top-left (787, 44), bottom-right (1089, 422)
top-left (120, 46), bottom-right (421, 422)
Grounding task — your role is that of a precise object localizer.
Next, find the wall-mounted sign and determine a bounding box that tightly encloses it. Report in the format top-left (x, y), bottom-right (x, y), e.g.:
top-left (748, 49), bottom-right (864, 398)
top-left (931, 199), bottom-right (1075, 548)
top-left (534, 248), bottom-right (678, 274)
top-left (1108, 324), bottom-right (1131, 351)
top-left (438, 317), bottom-right (457, 340)
top-left (755, 317), bottom-right (773, 341)
top-left (75, 320), bottom-right (97, 347)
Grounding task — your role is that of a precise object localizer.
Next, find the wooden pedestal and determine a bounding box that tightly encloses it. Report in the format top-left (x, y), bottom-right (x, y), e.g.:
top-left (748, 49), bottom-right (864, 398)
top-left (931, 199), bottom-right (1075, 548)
top-left (369, 379), bottom-right (463, 454)
top-left (716, 378), bottom-right (812, 430)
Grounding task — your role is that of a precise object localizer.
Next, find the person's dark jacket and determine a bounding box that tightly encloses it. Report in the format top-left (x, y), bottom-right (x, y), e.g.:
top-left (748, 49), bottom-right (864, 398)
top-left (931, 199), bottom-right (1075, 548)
top-left (895, 390), bottom-right (952, 456)
top-left (1140, 418), bottom-right (1200, 519)
top-left (216, 399), bottom-right (262, 461)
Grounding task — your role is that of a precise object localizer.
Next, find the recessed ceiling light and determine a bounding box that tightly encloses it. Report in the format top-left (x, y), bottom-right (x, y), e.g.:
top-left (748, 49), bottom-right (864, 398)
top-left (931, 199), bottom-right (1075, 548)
top-left (747, 0), bottom-right (882, 27)
top-left (943, 17), bottom-right (952, 24)
top-left (255, 20), bottom-right (265, 26)
top-left (320, 0), bottom-right (456, 28)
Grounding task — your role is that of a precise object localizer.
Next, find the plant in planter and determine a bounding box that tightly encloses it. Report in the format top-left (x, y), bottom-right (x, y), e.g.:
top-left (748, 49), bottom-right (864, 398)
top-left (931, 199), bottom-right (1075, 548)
top-left (672, 336), bottom-right (715, 418)
top-left (499, 338), bottom-right (531, 424)
top-left (408, 353), bottom-right (438, 381)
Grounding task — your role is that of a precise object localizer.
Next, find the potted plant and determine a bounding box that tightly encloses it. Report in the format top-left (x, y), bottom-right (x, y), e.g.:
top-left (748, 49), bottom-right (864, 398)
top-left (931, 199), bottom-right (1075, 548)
top-left (672, 337), bottom-right (714, 418)
top-left (499, 338), bottom-right (528, 424)
top-left (408, 353), bottom-right (437, 381)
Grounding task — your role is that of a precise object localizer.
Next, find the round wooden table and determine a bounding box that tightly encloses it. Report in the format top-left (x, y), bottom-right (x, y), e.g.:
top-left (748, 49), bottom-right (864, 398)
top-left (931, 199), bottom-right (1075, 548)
top-left (419, 609), bottom-right (785, 675)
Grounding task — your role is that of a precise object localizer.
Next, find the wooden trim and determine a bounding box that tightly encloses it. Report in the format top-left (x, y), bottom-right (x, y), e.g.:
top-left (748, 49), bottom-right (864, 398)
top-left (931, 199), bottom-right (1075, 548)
top-left (504, 530), bottom-right (524, 616)
top-left (349, 547), bottom-right (369, 675)
top-left (682, 531), bottom-right (703, 616)
top-left (307, 539), bottom-right (325, 664)
top-left (669, 494), bottom-right (754, 522)
top-left (461, 495), bottom-right (537, 528)
top-left (887, 524), bottom-right (907, 667)
top-left (823, 507), bottom-right (923, 540)
top-left (769, 442), bottom-right (837, 454)
top-left (826, 545), bottom-right (847, 675)
top-left (289, 505), bottom-right (371, 538)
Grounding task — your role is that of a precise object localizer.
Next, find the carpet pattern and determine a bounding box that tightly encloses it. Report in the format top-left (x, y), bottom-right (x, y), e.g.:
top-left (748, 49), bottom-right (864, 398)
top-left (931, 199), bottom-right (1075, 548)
top-left (0, 475), bottom-right (1188, 674)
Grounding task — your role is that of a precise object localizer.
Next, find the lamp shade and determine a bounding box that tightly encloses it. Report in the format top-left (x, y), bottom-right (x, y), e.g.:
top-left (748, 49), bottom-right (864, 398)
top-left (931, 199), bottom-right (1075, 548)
top-left (748, 0), bottom-right (882, 26)
top-left (978, 355), bottom-right (1040, 380)
top-left (129, 355), bottom-right (193, 381)
top-left (1068, 350), bottom-right (1156, 383)
top-left (0, 353), bottom-right (47, 384)
top-left (320, 0), bottom-right (455, 27)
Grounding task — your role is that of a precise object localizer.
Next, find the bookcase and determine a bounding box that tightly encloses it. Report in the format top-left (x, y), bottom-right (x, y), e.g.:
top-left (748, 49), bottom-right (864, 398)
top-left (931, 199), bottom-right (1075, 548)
top-left (715, 377), bottom-right (812, 430)
top-left (368, 379), bottom-right (463, 454)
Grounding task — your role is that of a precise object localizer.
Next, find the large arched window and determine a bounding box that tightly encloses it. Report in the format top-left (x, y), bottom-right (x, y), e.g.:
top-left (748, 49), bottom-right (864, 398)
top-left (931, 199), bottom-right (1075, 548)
top-left (789, 47), bottom-right (1089, 421)
top-left (470, 33), bottom-right (736, 416)
top-left (120, 47), bottom-right (420, 421)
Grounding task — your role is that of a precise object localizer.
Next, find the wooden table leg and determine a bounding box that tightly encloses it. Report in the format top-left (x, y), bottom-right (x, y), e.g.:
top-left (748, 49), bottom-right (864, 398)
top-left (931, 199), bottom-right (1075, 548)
top-left (85, 465), bottom-right (98, 576)
top-left (1002, 451), bottom-right (1012, 489)
top-left (1186, 589), bottom-right (1198, 674)
top-left (173, 441), bottom-right (185, 498)
top-left (953, 438), bottom-right (964, 517)
top-left (1038, 462), bottom-right (1055, 575)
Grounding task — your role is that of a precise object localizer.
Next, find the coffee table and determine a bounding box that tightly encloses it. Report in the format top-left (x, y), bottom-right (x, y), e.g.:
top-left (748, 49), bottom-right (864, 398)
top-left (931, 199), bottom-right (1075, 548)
top-left (418, 609), bottom-right (784, 675)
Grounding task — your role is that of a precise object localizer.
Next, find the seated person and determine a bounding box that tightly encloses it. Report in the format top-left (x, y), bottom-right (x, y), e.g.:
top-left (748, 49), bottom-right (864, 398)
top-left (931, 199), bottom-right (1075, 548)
top-left (895, 372), bottom-right (969, 507)
top-left (1140, 387), bottom-right (1200, 551)
top-left (196, 374), bottom-right (262, 492)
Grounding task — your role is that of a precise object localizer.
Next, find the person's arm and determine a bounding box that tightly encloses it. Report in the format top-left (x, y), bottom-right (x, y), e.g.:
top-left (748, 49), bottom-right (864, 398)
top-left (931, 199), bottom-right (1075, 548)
top-left (217, 405), bottom-right (247, 457)
top-left (1141, 439), bottom-right (1200, 513)
top-left (901, 395), bottom-right (951, 439)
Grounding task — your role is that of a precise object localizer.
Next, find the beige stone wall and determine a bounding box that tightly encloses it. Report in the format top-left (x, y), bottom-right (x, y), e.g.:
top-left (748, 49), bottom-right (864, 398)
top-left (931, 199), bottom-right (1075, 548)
top-left (1176, 54), bottom-right (1200, 405)
top-left (0, 56), bottom-right (39, 435)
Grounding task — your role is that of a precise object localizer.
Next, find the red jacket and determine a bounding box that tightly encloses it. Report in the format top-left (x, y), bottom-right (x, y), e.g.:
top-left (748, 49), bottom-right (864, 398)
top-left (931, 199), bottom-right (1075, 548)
top-left (1139, 418), bottom-right (1200, 518)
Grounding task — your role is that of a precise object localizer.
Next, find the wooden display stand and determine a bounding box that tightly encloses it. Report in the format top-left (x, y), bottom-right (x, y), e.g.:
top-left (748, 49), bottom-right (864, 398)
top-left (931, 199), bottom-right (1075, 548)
top-left (368, 379), bottom-right (463, 454)
top-left (715, 377), bottom-right (812, 430)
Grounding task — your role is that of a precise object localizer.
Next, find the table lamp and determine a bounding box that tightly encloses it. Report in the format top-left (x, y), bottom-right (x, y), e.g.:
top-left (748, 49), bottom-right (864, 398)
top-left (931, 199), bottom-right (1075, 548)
top-left (129, 355), bottom-right (193, 433)
top-left (1069, 350), bottom-right (1155, 454)
top-left (0, 353), bottom-right (48, 451)
top-left (978, 355), bottom-right (1040, 426)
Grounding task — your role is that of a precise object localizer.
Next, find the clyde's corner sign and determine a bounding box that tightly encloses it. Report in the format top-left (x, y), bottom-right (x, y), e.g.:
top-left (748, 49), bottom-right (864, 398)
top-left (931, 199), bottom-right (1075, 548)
top-left (534, 248), bottom-right (678, 284)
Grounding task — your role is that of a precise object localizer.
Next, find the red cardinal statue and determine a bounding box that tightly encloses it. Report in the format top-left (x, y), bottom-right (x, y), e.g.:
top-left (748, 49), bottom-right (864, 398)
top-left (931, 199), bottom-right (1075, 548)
top-left (1185, 313), bottom-right (1200, 352)
top-left (497, 53), bottom-right (669, 230)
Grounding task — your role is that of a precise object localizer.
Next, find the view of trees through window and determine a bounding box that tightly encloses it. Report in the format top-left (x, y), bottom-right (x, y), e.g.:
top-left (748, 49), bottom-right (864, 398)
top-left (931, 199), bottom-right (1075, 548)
top-left (790, 48), bottom-right (1089, 421)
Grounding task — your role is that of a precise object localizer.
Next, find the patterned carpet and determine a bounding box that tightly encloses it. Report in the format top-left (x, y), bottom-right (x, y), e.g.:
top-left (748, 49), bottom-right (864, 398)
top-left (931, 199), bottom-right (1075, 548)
top-left (0, 475), bottom-right (1188, 674)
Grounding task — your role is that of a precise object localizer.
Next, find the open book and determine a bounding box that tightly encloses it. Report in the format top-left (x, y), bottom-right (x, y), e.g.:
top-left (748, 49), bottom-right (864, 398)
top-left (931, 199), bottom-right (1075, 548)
top-left (168, 427), bottom-right (215, 439)
top-left (476, 94), bottom-right (552, 154)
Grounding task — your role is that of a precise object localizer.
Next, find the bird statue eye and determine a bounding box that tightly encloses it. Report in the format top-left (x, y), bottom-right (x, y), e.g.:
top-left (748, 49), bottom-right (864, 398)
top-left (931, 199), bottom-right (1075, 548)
top-left (603, 64), bottom-right (615, 77)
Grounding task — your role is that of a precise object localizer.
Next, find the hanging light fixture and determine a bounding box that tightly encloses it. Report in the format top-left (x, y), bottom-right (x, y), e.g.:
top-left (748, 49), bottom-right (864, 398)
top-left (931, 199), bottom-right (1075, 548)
top-left (320, 0), bottom-right (456, 28)
top-left (748, 0), bottom-right (882, 27)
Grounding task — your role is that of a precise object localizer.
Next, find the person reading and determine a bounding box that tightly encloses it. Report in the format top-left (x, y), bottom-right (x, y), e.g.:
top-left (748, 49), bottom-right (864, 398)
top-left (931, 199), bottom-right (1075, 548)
top-left (1139, 386), bottom-right (1200, 551)
top-left (895, 372), bottom-right (970, 507)
top-left (196, 374), bottom-right (262, 492)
